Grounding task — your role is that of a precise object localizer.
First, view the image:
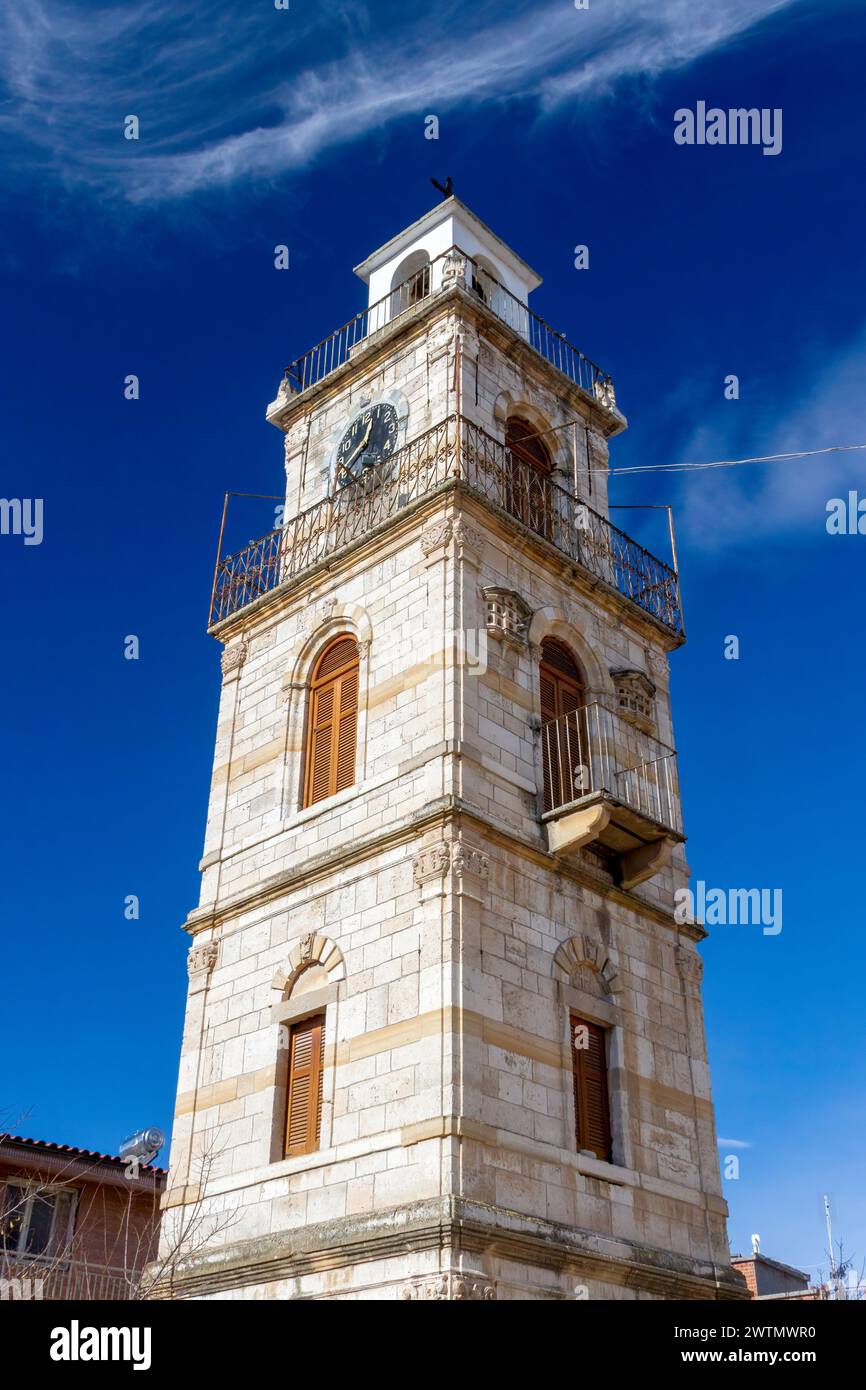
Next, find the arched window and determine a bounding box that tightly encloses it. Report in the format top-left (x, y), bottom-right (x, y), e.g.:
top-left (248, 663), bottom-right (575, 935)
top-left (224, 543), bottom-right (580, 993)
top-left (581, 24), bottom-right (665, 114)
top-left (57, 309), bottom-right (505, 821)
top-left (539, 638), bottom-right (588, 813)
top-left (389, 251), bottom-right (431, 319)
top-left (303, 636), bottom-right (359, 807)
top-left (505, 417), bottom-right (554, 540)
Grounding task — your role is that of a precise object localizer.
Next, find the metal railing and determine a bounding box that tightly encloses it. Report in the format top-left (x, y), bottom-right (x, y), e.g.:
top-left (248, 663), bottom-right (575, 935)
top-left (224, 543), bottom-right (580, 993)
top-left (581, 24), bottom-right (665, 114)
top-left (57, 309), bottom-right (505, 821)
top-left (540, 702), bottom-right (682, 835)
top-left (0, 1257), bottom-right (136, 1300)
top-left (283, 245), bottom-right (614, 405)
top-left (210, 416), bottom-right (683, 633)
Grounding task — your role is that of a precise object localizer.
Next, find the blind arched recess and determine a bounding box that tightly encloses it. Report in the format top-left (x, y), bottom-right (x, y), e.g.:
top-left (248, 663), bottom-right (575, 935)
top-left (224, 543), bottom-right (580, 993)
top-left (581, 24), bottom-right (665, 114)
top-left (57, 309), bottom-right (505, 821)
top-left (304, 636), bottom-right (360, 808)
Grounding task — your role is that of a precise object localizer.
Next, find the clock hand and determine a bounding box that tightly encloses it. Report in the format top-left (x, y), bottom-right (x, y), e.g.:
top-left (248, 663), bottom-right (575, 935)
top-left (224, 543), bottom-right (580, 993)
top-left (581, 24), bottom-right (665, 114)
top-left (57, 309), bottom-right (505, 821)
top-left (341, 420), bottom-right (374, 475)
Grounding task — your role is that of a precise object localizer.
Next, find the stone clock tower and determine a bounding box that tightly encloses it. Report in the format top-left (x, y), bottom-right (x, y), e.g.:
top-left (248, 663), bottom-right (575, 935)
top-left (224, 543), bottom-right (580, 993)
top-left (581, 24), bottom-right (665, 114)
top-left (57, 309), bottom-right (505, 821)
top-left (160, 197), bottom-right (745, 1301)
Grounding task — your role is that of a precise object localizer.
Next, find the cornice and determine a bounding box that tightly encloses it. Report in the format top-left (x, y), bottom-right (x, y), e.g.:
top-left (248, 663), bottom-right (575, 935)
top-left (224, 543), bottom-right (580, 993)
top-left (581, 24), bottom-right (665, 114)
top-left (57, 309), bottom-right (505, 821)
top-left (183, 795), bottom-right (704, 944)
top-left (148, 1196), bottom-right (747, 1302)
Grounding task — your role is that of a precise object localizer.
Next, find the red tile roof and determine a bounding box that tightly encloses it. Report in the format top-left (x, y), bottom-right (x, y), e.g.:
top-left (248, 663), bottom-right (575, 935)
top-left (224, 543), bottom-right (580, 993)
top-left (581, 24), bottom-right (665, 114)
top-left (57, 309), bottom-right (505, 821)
top-left (0, 1133), bottom-right (167, 1175)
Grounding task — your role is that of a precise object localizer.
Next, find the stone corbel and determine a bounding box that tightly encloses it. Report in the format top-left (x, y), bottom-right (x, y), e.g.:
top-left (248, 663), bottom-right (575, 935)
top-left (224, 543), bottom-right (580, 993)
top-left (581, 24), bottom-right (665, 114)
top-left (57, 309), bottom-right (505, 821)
top-left (616, 835), bottom-right (674, 891)
top-left (187, 941), bottom-right (219, 994)
top-left (675, 944), bottom-right (704, 992)
top-left (220, 641), bottom-right (247, 681)
top-left (412, 841), bottom-right (489, 903)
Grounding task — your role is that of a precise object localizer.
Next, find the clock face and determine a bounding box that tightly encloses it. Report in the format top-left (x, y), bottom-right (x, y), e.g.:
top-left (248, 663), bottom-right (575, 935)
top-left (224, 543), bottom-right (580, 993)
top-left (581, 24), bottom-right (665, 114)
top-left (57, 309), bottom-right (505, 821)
top-left (335, 404), bottom-right (399, 486)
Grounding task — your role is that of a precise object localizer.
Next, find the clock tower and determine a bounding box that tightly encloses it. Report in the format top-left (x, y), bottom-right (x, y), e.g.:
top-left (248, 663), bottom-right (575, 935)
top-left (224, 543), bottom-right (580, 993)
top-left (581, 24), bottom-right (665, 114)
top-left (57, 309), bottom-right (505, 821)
top-left (161, 196), bottom-right (745, 1301)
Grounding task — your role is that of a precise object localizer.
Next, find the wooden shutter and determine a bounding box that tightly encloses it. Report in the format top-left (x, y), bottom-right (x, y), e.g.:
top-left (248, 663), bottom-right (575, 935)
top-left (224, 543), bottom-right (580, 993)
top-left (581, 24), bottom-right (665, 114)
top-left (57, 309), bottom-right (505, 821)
top-left (304, 636), bottom-right (359, 807)
top-left (506, 417), bottom-right (552, 537)
top-left (540, 640), bottom-right (586, 812)
top-left (570, 1013), bottom-right (612, 1161)
top-left (285, 1014), bottom-right (325, 1156)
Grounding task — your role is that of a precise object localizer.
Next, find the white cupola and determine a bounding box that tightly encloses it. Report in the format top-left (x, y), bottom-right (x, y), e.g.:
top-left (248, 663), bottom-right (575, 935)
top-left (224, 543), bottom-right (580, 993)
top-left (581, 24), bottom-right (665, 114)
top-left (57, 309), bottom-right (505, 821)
top-left (353, 195), bottom-right (542, 312)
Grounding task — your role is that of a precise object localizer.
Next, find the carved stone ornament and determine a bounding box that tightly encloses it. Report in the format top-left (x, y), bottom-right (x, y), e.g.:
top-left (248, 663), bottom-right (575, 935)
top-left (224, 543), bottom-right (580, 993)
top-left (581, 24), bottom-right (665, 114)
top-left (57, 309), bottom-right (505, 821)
top-left (451, 519), bottom-right (483, 554)
top-left (592, 375), bottom-right (617, 410)
top-left (440, 250), bottom-right (468, 290)
top-left (412, 842), bottom-right (489, 885)
top-left (221, 642), bottom-right (247, 678)
top-left (554, 933), bottom-right (621, 995)
top-left (297, 596), bottom-right (339, 641)
top-left (187, 942), bottom-right (219, 991)
top-left (421, 518), bottom-right (482, 558)
top-left (421, 520), bottom-right (453, 556)
top-left (649, 649), bottom-right (671, 681)
top-left (675, 945), bottom-right (704, 986)
top-left (401, 1271), bottom-right (496, 1301)
top-left (611, 668), bottom-right (656, 733)
top-left (483, 587), bottom-right (532, 646)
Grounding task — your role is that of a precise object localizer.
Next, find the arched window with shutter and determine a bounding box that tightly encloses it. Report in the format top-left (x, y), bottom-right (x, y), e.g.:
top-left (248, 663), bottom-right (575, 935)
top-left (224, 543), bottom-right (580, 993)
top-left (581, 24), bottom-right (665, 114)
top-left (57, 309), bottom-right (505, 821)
top-left (505, 416), bottom-right (553, 539)
top-left (303, 635), bottom-right (360, 808)
top-left (539, 638), bottom-right (588, 814)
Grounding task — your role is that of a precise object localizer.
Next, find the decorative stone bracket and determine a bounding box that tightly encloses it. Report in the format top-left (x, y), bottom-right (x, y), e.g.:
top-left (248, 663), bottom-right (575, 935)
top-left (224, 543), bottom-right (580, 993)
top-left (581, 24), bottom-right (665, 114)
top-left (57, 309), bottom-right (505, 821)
top-left (421, 517), bottom-right (483, 563)
top-left (675, 944), bottom-right (704, 992)
top-left (483, 586), bottom-right (532, 648)
top-left (401, 1270), bottom-right (496, 1300)
top-left (412, 841), bottom-right (490, 903)
top-left (611, 668), bottom-right (657, 734)
top-left (220, 642), bottom-right (247, 681)
top-left (187, 941), bottom-right (219, 993)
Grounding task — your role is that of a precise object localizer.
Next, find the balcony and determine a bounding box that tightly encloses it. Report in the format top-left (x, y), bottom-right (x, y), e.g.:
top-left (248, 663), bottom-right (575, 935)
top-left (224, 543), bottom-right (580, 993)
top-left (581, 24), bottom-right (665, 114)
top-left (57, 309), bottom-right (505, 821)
top-left (273, 244), bottom-right (617, 408)
top-left (540, 703), bottom-right (683, 888)
top-left (210, 415), bottom-right (683, 635)
top-left (0, 1256), bottom-right (135, 1300)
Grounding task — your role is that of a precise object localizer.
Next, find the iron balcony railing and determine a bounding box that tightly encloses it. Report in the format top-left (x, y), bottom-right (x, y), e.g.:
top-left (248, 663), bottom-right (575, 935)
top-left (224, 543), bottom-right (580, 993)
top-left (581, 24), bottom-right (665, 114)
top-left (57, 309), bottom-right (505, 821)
top-left (540, 702), bottom-right (682, 836)
top-left (0, 1256), bottom-right (136, 1300)
top-left (283, 245), bottom-right (615, 406)
top-left (210, 415), bottom-right (683, 633)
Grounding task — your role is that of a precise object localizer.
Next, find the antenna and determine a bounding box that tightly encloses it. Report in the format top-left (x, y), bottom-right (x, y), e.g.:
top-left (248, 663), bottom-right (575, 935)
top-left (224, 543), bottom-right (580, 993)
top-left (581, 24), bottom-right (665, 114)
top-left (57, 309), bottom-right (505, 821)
top-left (824, 1195), bottom-right (836, 1280)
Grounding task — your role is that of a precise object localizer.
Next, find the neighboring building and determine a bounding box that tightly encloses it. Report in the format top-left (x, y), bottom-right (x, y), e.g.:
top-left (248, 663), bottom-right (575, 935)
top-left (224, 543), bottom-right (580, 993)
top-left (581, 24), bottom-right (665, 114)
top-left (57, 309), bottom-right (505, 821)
top-left (0, 1134), bottom-right (165, 1300)
top-left (161, 196), bottom-right (746, 1300)
top-left (731, 1252), bottom-right (819, 1300)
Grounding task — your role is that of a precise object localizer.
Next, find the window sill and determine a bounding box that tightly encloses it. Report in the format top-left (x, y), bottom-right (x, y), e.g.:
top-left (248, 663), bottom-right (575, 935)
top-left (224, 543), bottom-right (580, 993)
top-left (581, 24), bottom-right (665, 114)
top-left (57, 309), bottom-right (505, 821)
top-left (575, 1153), bottom-right (639, 1187)
top-left (285, 782), bottom-right (363, 830)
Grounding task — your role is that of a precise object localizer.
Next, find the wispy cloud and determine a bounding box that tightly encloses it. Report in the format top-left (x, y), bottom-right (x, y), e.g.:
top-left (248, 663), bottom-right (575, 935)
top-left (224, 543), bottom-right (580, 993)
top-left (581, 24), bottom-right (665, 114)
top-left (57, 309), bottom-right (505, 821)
top-left (718, 1137), bottom-right (753, 1149)
top-left (0, 0), bottom-right (794, 202)
top-left (675, 333), bottom-right (866, 550)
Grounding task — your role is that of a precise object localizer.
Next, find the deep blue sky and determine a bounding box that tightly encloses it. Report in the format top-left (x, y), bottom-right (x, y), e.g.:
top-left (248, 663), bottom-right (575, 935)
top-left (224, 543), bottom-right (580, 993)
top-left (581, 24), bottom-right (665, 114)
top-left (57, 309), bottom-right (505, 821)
top-left (2, 0), bottom-right (863, 1286)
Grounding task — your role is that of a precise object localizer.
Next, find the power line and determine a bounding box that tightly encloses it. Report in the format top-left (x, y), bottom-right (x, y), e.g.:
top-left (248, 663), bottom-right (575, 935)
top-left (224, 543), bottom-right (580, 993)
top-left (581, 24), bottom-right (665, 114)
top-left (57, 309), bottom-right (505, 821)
top-left (607, 443), bottom-right (866, 477)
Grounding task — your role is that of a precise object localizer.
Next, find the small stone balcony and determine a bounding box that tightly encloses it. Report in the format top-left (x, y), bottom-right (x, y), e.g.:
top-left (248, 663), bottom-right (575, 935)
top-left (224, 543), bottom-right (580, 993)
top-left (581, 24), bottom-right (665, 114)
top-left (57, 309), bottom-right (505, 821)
top-left (540, 702), bottom-right (683, 888)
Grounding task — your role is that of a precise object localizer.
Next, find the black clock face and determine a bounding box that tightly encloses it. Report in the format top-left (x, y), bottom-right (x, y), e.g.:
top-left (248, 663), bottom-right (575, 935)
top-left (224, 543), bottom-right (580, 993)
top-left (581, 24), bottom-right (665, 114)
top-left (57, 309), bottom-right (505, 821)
top-left (336, 404), bottom-right (399, 486)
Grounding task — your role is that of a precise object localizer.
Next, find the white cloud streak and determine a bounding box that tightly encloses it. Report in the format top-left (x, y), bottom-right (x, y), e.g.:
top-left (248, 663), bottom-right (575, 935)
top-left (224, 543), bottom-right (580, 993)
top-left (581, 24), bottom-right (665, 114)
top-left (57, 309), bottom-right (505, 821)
top-left (0, 0), bottom-right (794, 202)
top-left (675, 333), bottom-right (866, 550)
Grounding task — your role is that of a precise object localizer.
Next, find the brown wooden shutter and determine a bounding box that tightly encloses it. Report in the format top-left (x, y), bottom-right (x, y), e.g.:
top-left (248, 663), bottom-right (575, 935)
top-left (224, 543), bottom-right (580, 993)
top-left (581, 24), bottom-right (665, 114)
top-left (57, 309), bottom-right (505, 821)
top-left (285, 1014), bottom-right (325, 1156)
top-left (570, 1013), bottom-right (612, 1161)
top-left (540, 640), bottom-right (586, 812)
top-left (304, 637), bottom-right (360, 807)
